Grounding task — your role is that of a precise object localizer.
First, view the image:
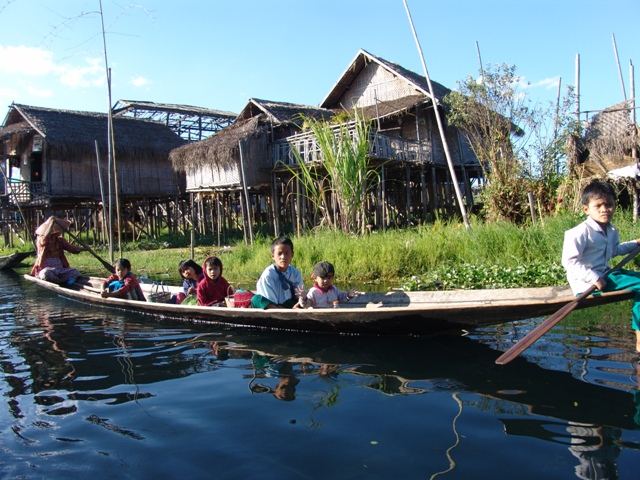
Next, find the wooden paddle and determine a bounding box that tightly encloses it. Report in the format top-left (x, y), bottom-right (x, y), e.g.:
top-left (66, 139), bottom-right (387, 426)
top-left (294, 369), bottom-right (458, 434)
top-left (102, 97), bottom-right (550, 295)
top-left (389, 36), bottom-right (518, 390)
top-left (54, 219), bottom-right (115, 274)
top-left (495, 244), bottom-right (640, 365)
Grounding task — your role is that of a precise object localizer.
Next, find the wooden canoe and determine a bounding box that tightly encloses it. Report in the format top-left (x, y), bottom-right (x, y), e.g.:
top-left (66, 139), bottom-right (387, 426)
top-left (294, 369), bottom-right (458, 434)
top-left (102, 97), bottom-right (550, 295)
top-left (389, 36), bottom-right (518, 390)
top-left (0, 251), bottom-right (34, 270)
top-left (23, 274), bottom-right (635, 335)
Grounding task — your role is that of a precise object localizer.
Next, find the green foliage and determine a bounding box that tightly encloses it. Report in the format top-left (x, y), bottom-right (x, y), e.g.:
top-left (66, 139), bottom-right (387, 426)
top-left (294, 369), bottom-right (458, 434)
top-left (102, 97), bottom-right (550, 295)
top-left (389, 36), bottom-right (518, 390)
top-left (445, 63), bottom-right (579, 223)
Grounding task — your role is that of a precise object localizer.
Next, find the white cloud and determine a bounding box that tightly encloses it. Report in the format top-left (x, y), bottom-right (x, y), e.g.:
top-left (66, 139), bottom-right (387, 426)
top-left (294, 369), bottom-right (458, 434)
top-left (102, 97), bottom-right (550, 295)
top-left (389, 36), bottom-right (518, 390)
top-left (0, 44), bottom-right (105, 90)
top-left (0, 45), bottom-right (62, 76)
top-left (59, 57), bottom-right (104, 88)
top-left (521, 76), bottom-right (561, 90)
top-left (130, 76), bottom-right (149, 87)
top-left (26, 85), bottom-right (53, 98)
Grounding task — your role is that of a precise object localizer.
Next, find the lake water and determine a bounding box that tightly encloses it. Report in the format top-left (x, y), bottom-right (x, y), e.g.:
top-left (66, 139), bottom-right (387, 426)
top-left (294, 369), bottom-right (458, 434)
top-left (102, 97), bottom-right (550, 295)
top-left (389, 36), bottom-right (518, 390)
top-left (2, 269), bottom-right (640, 479)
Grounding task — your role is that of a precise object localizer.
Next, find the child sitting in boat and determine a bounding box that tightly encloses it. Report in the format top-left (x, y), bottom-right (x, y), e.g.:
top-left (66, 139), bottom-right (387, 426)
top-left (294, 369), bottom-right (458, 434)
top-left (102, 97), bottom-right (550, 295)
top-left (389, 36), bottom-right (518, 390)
top-left (170, 259), bottom-right (203, 304)
top-left (101, 258), bottom-right (146, 301)
top-left (298, 261), bottom-right (358, 308)
top-left (562, 180), bottom-right (640, 352)
top-left (251, 236), bottom-right (304, 309)
top-left (196, 256), bottom-right (231, 306)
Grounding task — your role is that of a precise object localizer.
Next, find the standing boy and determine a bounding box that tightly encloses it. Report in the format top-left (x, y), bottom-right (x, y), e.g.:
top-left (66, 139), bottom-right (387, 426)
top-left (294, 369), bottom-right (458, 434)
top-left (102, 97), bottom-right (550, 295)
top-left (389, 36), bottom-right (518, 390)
top-left (251, 236), bottom-right (304, 309)
top-left (562, 181), bottom-right (640, 351)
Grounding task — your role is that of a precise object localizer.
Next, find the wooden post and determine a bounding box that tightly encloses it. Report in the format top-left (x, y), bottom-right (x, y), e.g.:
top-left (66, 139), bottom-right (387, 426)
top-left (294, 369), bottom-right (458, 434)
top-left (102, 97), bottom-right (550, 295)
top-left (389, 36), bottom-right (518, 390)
top-left (420, 164), bottom-right (428, 222)
top-left (528, 192), bottom-right (537, 224)
top-left (271, 174), bottom-right (280, 236)
top-left (238, 140), bottom-right (254, 244)
top-left (405, 164), bottom-right (411, 226)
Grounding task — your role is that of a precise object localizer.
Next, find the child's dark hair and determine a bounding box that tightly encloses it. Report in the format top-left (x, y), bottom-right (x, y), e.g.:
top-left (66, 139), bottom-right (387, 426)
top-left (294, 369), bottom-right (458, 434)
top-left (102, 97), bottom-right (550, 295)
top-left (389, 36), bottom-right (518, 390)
top-left (203, 256), bottom-right (223, 274)
top-left (581, 181), bottom-right (615, 206)
top-left (114, 258), bottom-right (131, 270)
top-left (178, 259), bottom-right (202, 276)
top-left (271, 236), bottom-right (294, 253)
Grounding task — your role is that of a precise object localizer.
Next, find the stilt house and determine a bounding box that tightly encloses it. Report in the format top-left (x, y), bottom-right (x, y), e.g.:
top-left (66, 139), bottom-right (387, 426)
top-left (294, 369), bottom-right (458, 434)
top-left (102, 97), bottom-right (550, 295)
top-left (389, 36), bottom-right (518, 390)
top-left (0, 103), bottom-right (185, 240)
top-left (169, 49), bottom-right (483, 241)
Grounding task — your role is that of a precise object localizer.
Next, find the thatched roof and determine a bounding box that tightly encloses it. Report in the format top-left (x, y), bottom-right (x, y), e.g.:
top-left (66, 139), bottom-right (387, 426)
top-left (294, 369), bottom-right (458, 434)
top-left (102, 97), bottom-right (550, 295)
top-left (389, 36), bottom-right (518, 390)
top-left (0, 103), bottom-right (185, 159)
top-left (585, 100), bottom-right (638, 156)
top-left (169, 116), bottom-right (267, 172)
top-left (569, 101), bottom-right (639, 176)
top-left (320, 49), bottom-right (451, 109)
top-left (237, 98), bottom-right (335, 124)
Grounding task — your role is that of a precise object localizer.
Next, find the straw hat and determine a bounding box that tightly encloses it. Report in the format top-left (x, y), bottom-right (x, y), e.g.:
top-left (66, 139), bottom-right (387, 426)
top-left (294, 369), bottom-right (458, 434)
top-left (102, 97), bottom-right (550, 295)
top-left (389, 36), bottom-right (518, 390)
top-left (35, 216), bottom-right (71, 237)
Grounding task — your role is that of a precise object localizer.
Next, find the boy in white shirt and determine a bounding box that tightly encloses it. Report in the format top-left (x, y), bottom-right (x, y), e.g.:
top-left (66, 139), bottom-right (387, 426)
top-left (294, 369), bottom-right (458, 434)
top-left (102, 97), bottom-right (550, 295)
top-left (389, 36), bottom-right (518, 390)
top-left (562, 181), bottom-right (640, 351)
top-left (252, 236), bottom-right (304, 309)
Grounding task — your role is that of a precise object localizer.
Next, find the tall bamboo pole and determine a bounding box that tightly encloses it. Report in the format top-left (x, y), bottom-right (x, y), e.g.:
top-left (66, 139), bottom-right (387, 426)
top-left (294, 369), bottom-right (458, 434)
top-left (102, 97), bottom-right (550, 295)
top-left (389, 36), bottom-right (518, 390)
top-left (403, 0), bottom-right (471, 231)
top-left (612, 33), bottom-right (627, 101)
top-left (99, 0), bottom-right (118, 261)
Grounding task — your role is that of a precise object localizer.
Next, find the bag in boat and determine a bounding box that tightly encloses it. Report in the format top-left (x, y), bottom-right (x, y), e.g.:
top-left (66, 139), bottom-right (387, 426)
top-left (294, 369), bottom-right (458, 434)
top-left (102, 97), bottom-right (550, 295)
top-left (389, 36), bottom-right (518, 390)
top-left (148, 281), bottom-right (171, 303)
top-left (181, 294), bottom-right (198, 306)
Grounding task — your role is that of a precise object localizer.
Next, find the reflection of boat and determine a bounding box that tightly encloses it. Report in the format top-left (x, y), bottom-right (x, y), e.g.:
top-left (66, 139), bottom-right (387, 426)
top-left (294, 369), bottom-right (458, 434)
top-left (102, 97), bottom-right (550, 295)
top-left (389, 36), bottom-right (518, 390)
top-left (0, 251), bottom-right (34, 270)
top-left (206, 329), bottom-right (640, 431)
top-left (24, 274), bottom-right (635, 335)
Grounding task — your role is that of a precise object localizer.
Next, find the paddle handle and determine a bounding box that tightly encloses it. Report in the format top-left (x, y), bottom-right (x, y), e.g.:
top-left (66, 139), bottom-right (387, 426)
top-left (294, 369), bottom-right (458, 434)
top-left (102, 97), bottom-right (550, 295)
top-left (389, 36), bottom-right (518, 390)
top-left (54, 219), bottom-right (115, 274)
top-left (495, 244), bottom-right (640, 365)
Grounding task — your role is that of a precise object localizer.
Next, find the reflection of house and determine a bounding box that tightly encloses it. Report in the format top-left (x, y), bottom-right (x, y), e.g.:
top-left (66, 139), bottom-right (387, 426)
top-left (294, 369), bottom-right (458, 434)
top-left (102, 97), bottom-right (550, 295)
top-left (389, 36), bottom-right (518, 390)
top-left (0, 103), bottom-right (185, 239)
top-left (171, 49), bottom-right (483, 241)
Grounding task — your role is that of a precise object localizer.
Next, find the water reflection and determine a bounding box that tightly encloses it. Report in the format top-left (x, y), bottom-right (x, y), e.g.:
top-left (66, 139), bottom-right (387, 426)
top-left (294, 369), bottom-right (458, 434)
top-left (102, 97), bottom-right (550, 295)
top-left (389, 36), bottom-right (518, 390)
top-left (2, 270), bottom-right (640, 479)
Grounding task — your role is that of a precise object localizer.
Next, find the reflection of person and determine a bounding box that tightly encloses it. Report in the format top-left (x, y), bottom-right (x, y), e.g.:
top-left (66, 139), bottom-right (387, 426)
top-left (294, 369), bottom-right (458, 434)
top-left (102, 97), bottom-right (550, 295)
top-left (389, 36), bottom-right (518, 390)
top-left (101, 258), bottom-right (146, 301)
top-left (566, 422), bottom-right (621, 480)
top-left (298, 261), bottom-right (358, 308)
top-left (30, 216), bottom-right (85, 285)
top-left (251, 236), bottom-right (303, 309)
top-left (562, 181), bottom-right (640, 351)
top-left (273, 374), bottom-right (300, 401)
top-left (196, 256), bottom-right (230, 306)
top-left (250, 354), bottom-right (300, 401)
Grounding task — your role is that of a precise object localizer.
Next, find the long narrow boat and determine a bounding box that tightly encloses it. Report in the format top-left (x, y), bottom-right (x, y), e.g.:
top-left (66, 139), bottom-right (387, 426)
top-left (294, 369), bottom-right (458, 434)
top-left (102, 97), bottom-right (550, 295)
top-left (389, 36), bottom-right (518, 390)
top-left (23, 274), bottom-right (634, 335)
top-left (0, 251), bottom-right (34, 270)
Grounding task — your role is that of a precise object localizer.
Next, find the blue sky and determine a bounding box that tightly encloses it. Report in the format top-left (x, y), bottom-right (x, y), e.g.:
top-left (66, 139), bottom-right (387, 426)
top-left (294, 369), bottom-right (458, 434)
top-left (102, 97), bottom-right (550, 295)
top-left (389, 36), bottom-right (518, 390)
top-left (0, 0), bottom-right (638, 122)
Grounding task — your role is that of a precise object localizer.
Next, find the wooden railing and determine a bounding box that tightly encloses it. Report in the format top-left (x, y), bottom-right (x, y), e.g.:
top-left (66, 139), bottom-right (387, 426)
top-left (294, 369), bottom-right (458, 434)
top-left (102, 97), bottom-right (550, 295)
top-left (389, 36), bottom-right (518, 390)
top-left (5, 181), bottom-right (48, 205)
top-left (269, 127), bottom-right (432, 167)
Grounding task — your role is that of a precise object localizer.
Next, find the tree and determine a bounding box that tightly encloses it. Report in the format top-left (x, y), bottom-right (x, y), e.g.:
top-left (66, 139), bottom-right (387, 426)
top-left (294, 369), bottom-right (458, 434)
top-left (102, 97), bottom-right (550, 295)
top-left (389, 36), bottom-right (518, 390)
top-left (445, 63), bottom-right (577, 222)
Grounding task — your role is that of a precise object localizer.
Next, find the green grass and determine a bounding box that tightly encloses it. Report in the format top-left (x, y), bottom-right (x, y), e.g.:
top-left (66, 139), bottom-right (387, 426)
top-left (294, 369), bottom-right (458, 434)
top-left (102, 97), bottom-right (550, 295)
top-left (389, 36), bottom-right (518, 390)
top-left (7, 210), bottom-right (640, 291)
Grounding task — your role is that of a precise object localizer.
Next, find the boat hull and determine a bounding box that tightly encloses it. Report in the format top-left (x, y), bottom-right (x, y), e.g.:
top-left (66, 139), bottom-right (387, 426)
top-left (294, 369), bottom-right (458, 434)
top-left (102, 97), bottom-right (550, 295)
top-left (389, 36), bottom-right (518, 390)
top-left (0, 251), bottom-right (34, 270)
top-left (23, 275), bottom-right (634, 335)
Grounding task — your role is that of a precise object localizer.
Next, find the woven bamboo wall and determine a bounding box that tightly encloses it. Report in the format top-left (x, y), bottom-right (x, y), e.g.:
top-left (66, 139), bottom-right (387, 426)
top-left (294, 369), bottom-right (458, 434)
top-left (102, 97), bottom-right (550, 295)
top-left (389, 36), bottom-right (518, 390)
top-left (339, 62), bottom-right (418, 109)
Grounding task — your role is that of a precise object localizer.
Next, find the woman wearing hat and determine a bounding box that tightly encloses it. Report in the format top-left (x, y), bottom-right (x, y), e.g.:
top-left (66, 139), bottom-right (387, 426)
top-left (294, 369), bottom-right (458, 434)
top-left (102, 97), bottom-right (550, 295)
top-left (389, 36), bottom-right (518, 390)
top-left (30, 216), bottom-right (86, 284)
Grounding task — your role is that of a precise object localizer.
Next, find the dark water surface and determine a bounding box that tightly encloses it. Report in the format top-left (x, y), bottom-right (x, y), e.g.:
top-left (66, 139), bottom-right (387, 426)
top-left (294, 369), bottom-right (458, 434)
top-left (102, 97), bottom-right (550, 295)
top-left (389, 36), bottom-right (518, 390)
top-left (2, 270), bottom-right (640, 479)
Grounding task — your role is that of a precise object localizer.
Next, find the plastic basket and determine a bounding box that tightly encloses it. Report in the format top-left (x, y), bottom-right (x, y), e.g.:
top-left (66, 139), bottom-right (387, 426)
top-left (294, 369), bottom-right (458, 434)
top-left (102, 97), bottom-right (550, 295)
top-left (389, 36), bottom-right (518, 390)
top-left (148, 281), bottom-right (171, 303)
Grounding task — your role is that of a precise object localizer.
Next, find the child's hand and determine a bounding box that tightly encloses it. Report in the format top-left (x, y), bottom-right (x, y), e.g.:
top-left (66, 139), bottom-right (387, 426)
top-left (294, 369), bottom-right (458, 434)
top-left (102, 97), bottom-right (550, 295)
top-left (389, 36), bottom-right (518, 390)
top-left (101, 289), bottom-right (110, 298)
top-left (347, 288), bottom-right (359, 299)
top-left (595, 278), bottom-right (607, 291)
top-left (296, 285), bottom-right (308, 308)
